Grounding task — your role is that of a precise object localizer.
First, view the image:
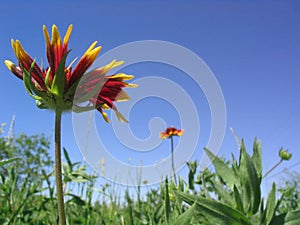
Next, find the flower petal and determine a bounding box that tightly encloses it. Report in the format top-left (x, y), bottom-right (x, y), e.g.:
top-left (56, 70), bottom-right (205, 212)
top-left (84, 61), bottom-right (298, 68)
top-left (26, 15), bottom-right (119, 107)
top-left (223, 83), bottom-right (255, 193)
top-left (4, 60), bottom-right (23, 80)
top-left (12, 40), bottom-right (46, 89)
top-left (68, 44), bottom-right (101, 87)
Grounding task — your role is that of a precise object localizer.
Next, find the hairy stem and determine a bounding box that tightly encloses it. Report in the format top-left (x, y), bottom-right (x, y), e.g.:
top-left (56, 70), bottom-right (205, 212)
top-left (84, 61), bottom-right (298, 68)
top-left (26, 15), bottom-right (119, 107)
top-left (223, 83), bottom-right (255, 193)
top-left (55, 111), bottom-right (66, 225)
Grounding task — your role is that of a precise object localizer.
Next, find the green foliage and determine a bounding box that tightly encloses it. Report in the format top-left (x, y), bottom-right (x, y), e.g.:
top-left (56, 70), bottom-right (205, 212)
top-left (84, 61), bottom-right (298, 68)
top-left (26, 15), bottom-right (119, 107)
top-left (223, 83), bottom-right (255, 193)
top-left (277, 173), bottom-right (300, 214)
top-left (1, 123), bottom-right (299, 225)
top-left (175, 139), bottom-right (300, 225)
top-left (0, 131), bottom-right (52, 180)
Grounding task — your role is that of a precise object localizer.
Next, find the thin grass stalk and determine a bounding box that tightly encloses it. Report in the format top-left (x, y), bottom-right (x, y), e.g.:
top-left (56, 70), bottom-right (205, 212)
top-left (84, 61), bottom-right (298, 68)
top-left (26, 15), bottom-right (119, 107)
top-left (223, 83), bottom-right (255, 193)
top-left (170, 136), bottom-right (177, 185)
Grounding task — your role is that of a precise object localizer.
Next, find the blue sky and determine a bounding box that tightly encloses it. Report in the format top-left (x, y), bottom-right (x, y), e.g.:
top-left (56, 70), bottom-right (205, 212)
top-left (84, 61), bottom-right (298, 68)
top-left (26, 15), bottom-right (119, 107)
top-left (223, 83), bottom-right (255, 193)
top-left (0, 1), bottom-right (299, 188)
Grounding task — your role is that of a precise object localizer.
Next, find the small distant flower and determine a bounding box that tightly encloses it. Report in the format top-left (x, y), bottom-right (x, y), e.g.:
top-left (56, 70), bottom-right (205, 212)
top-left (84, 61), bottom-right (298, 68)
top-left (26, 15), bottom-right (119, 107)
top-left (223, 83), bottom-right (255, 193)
top-left (160, 127), bottom-right (184, 139)
top-left (4, 24), bottom-right (136, 122)
top-left (160, 126), bottom-right (183, 185)
top-left (279, 148), bottom-right (292, 161)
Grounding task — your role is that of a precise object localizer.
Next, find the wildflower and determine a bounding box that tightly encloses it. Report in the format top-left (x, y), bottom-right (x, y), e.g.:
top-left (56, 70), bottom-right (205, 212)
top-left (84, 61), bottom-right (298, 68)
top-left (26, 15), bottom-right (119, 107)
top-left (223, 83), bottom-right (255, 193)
top-left (160, 127), bottom-right (184, 139)
top-left (4, 24), bottom-right (136, 122)
top-left (4, 24), bottom-right (137, 225)
top-left (160, 126), bottom-right (184, 185)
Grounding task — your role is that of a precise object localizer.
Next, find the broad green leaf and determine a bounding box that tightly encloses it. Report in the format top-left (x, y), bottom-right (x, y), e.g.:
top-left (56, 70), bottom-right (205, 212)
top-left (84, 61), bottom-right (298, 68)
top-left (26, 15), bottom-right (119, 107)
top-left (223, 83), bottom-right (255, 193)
top-left (251, 138), bottom-right (262, 179)
top-left (175, 191), bottom-right (252, 225)
top-left (204, 148), bottom-right (236, 189)
top-left (239, 140), bottom-right (261, 214)
top-left (284, 210), bottom-right (300, 225)
top-left (234, 185), bottom-right (244, 213)
top-left (173, 202), bottom-right (196, 225)
top-left (265, 183), bottom-right (276, 225)
top-left (269, 210), bottom-right (300, 225)
top-left (213, 181), bottom-right (235, 207)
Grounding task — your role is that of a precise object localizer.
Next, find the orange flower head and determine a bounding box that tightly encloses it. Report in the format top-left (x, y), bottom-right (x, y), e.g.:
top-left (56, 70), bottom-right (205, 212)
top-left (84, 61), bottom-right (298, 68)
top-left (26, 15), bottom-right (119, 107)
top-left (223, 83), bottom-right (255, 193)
top-left (160, 127), bottom-right (184, 139)
top-left (4, 24), bottom-right (136, 122)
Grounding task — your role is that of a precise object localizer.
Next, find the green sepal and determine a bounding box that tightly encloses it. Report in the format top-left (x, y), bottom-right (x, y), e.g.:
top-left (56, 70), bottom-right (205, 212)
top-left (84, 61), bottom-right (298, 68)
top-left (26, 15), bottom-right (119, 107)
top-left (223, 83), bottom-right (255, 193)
top-left (22, 61), bottom-right (43, 101)
top-left (51, 50), bottom-right (70, 98)
top-left (64, 78), bottom-right (80, 101)
top-left (36, 100), bottom-right (49, 109)
top-left (23, 70), bottom-right (41, 101)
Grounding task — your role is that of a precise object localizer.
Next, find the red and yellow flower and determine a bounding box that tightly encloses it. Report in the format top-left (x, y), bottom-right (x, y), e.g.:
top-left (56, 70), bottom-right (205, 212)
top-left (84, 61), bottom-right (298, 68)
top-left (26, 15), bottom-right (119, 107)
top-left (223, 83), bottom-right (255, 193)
top-left (4, 24), bottom-right (136, 122)
top-left (160, 127), bottom-right (184, 139)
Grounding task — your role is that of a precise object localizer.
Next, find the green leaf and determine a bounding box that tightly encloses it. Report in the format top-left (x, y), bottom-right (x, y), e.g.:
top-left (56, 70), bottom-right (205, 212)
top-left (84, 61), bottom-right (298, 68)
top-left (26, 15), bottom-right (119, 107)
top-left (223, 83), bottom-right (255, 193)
top-left (265, 183), bottom-right (276, 225)
top-left (270, 210), bottom-right (300, 225)
top-left (178, 176), bottom-right (185, 192)
top-left (154, 203), bottom-right (164, 224)
top-left (173, 202), bottom-right (196, 225)
top-left (164, 178), bottom-right (171, 225)
top-left (175, 191), bottom-right (252, 225)
top-left (63, 147), bottom-right (73, 169)
top-left (204, 148), bottom-right (236, 189)
top-left (51, 51), bottom-right (70, 97)
top-left (251, 138), bottom-right (262, 179)
top-left (231, 153), bottom-right (239, 175)
top-left (213, 181), bottom-right (235, 207)
top-left (0, 158), bottom-right (18, 167)
top-left (233, 185), bottom-right (244, 213)
top-left (284, 210), bottom-right (300, 225)
top-left (66, 193), bottom-right (86, 206)
top-left (239, 140), bottom-right (261, 214)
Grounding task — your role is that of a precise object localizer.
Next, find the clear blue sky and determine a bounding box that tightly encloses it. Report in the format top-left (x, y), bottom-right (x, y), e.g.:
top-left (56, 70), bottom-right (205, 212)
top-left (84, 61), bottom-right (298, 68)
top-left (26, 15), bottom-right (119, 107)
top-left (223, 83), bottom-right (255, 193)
top-left (0, 0), bottom-right (299, 188)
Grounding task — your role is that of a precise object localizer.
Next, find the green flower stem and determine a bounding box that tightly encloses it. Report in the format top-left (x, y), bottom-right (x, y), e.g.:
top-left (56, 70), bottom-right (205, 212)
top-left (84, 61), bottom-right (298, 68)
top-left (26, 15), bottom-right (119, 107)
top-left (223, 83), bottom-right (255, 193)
top-left (263, 159), bottom-right (283, 178)
top-left (55, 110), bottom-right (66, 225)
top-left (170, 136), bottom-right (177, 185)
